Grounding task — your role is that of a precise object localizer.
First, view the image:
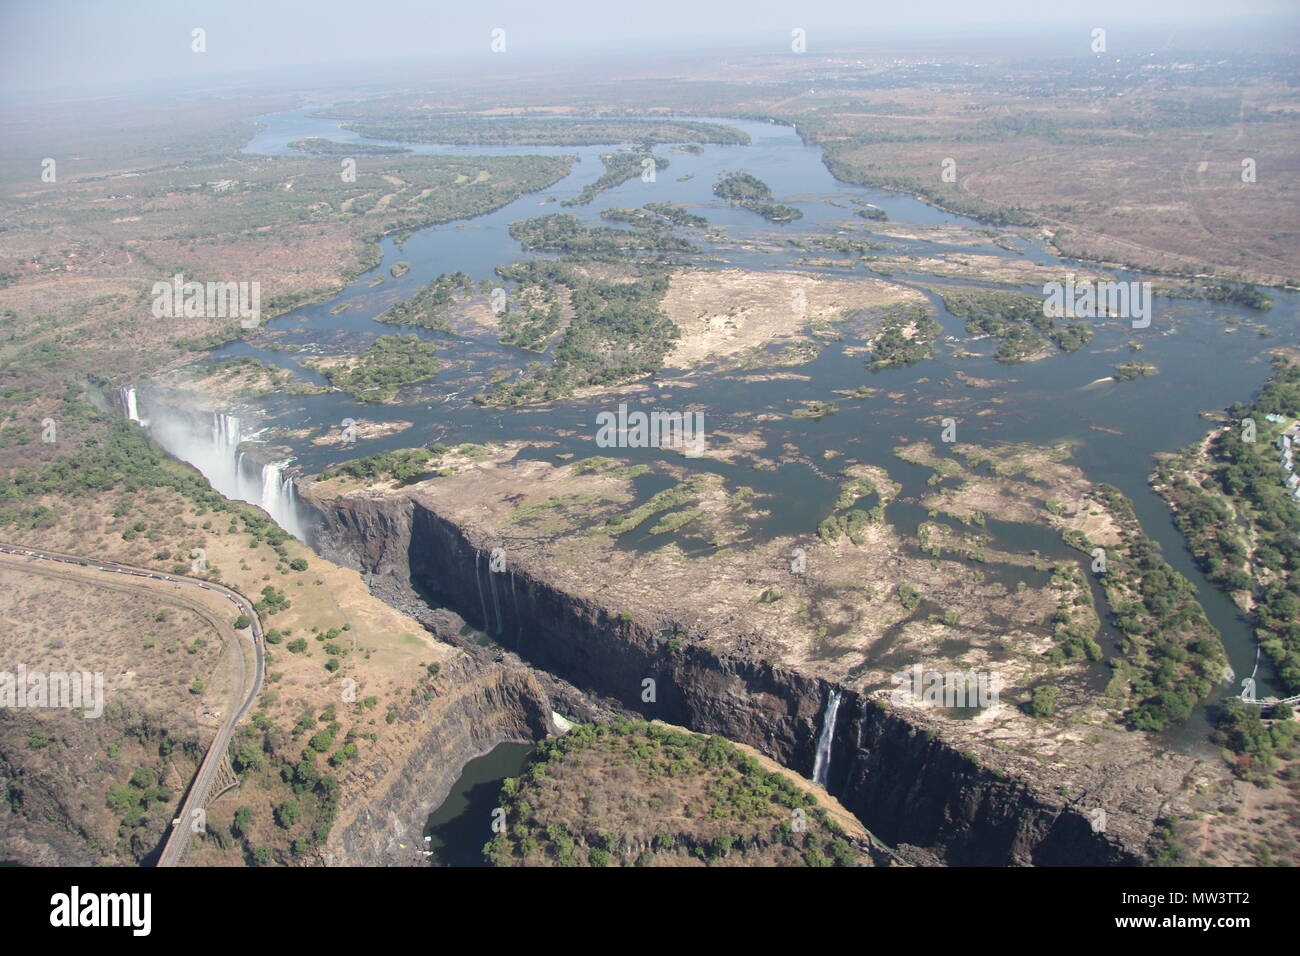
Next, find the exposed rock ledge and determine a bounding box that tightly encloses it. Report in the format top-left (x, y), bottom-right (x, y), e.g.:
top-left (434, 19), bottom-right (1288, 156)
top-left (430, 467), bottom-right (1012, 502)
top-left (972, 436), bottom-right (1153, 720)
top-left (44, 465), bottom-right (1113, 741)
top-left (303, 483), bottom-right (1217, 866)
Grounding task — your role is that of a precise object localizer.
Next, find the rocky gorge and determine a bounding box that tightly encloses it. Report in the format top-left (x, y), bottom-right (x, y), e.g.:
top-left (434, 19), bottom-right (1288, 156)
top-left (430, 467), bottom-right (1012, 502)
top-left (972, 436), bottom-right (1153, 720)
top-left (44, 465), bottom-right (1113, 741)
top-left (302, 480), bottom-right (1218, 867)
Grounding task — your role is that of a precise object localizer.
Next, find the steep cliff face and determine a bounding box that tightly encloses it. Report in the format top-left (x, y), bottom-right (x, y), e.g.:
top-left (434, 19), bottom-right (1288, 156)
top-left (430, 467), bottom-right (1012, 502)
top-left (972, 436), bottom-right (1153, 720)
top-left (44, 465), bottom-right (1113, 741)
top-left (307, 489), bottom-right (1138, 866)
top-left (836, 703), bottom-right (1131, 865)
top-left (326, 654), bottom-right (554, 866)
top-left (0, 746), bottom-right (100, 866)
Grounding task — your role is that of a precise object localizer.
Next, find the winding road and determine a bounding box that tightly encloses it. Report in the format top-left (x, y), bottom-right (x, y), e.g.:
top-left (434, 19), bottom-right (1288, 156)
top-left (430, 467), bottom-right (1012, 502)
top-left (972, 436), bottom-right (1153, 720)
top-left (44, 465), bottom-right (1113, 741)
top-left (0, 542), bottom-right (265, 867)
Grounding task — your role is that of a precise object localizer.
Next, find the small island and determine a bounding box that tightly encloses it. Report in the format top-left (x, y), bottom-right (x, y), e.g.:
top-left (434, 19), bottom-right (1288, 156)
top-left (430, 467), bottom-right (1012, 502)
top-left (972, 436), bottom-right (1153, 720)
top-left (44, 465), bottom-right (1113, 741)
top-left (287, 137), bottom-right (410, 155)
top-left (713, 170), bottom-right (803, 222)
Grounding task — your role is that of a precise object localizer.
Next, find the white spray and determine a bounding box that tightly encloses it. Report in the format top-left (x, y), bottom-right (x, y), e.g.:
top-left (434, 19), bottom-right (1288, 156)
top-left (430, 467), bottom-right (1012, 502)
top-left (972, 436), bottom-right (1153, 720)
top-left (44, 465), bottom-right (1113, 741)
top-left (812, 689), bottom-right (843, 787)
top-left (129, 395), bottom-right (305, 540)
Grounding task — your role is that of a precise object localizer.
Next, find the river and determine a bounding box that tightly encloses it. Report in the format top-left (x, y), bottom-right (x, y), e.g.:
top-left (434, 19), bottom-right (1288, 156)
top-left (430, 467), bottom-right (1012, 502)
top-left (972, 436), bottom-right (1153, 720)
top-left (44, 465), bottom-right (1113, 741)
top-left (135, 106), bottom-right (1297, 720)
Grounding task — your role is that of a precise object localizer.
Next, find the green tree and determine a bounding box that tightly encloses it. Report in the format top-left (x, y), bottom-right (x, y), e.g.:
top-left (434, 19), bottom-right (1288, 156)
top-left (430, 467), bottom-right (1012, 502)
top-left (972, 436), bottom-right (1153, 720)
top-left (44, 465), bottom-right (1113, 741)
top-left (274, 800), bottom-right (300, 829)
top-left (106, 783), bottom-right (134, 813)
top-left (233, 740), bottom-right (262, 774)
top-left (130, 767), bottom-right (154, 789)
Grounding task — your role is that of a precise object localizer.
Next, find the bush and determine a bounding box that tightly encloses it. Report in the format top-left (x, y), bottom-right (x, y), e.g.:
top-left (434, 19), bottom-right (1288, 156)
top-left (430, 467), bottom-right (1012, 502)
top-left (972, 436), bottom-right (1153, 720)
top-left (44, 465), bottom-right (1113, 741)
top-left (274, 801), bottom-right (300, 829)
top-left (130, 767), bottom-right (154, 789)
top-left (897, 583), bottom-right (921, 612)
top-left (1028, 685), bottom-right (1058, 718)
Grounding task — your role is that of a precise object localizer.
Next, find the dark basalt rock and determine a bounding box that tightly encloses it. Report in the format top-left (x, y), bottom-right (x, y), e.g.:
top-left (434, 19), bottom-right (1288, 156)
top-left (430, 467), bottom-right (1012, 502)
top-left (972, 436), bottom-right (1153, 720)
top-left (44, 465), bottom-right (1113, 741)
top-left (305, 488), bottom-right (1136, 866)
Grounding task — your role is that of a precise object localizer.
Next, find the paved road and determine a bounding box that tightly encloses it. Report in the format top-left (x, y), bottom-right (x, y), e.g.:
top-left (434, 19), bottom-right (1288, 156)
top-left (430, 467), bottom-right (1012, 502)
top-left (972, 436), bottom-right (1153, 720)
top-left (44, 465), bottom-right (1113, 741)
top-left (0, 542), bottom-right (265, 867)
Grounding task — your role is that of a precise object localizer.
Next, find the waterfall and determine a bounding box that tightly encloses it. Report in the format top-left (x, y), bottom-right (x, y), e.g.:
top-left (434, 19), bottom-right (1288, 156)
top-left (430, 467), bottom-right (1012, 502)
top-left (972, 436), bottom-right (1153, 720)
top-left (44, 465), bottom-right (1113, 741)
top-left (487, 561), bottom-right (504, 637)
top-left (121, 386), bottom-right (141, 423)
top-left (474, 550), bottom-right (490, 633)
top-left (126, 396), bottom-right (306, 541)
top-left (259, 459), bottom-right (300, 534)
top-left (223, 413), bottom-right (241, 450)
top-left (211, 412), bottom-right (242, 454)
top-left (812, 689), bottom-right (842, 787)
top-left (261, 463), bottom-right (280, 513)
top-left (510, 571), bottom-right (522, 643)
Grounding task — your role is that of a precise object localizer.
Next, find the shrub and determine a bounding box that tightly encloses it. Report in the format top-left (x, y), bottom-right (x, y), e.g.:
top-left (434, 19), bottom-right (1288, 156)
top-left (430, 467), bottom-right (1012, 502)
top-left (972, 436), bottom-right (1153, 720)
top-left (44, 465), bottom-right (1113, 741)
top-left (897, 583), bottom-right (921, 611)
top-left (274, 801), bottom-right (300, 829)
top-left (1028, 685), bottom-right (1058, 718)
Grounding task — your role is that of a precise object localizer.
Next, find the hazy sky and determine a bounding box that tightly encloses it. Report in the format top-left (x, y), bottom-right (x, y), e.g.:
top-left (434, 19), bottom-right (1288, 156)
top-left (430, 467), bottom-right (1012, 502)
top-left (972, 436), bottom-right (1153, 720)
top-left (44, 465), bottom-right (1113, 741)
top-left (2, 0), bottom-right (1296, 94)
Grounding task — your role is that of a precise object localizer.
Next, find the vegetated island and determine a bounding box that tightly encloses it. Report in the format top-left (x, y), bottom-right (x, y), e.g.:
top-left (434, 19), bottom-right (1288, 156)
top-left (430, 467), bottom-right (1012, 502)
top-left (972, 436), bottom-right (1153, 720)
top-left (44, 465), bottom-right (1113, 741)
top-left (939, 287), bottom-right (1093, 363)
top-left (375, 272), bottom-right (475, 331)
top-left (1153, 280), bottom-right (1275, 311)
top-left (507, 213), bottom-right (694, 259)
top-left (1112, 362), bottom-right (1159, 382)
top-left (712, 170), bottom-right (803, 222)
top-left (479, 256), bottom-right (678, 404)
top-left (287, 137), bottom-right (410, 155)
top-left (305, 333), bottom-right (440, 403)
top-left (563, 149), bottom-right (668, 206)
top-left (868, 302), bottom-right (942, 371)
top-left (601, 202), bottom-right (709, 229)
